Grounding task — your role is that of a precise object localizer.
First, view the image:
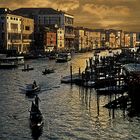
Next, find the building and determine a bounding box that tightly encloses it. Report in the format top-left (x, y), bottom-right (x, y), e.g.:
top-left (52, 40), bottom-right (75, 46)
top-left (21, 17), bottom-right (34, 53)
top-left (130, 32), bottom-right (136, 48)
top-left (115, 30), bottom-right (122, 48)
top-left (92, 30), bottom-right (101, 49)
top-left (0, 8), bottom-right (34, 54)
top-left (57, 28), bottom-right (64, 50)
top-left (44, 27), bottom-right (57, 52)
top-left (105, 29), bottom-right (122, 49)
top-left (124, 32), bottom-right (130, 47)
top-left (13, 8), bottom-right (75, 51)
top-left (74, 27), bottom-right (85, 51)
top-left (136, 32), bottom-right (140, 47)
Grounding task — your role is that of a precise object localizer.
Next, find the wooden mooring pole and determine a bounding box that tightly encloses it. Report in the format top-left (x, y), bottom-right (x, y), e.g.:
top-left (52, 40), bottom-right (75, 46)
top-left (70, 64), bottom-right (73, 83)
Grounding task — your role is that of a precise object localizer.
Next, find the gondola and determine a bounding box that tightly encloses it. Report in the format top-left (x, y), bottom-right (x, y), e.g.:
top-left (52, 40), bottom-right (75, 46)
top-left (29, 96), bottom-right (43, 129)
top-left (42, 69), bottom-right (55, 75)
top-left (25, 84), bottom-right (40, 96)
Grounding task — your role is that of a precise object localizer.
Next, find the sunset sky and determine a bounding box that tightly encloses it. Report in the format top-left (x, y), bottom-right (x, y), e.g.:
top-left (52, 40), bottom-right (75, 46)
top-left (0, 0), bottom-right (140, 31)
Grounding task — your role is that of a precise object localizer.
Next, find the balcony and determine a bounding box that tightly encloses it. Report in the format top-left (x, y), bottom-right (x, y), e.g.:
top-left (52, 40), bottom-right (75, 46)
top-left (65, 23), bottom-right (73, 27)
top-left (22, 39), bottom-right (34, 43)
top-left (65, 33), bottom-right (75, 39)
top-left (11, 40), bottom-right (21, 43)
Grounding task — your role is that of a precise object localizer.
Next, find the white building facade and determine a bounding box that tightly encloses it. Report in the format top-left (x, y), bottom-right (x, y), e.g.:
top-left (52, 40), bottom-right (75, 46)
top-left (0, 8), bottom-right (34, 54)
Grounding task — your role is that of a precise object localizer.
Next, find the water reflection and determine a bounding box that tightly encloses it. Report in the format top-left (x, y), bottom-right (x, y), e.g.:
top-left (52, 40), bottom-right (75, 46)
top-left (79, 87), bottom-right (91, 110)
top-left (1, 52), bottom-right (140, 140)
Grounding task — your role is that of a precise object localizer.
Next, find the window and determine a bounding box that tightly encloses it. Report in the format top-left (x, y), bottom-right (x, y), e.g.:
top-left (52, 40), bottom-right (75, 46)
top-left (1, 16), bottom-right (4, 20)
top-left (11, 23), bottom-right (18, 30)
top-left (25, 26), bottom-right (30, 30)
top-left (1, 23), bottom-right (4, 30)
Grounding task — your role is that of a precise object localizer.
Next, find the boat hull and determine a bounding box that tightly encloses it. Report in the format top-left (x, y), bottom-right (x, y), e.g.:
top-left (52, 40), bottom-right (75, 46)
top-left (26, 86), bottom-right (40, 96)
top-left (22, 68), bottom-right (34, 71)
top-left (0, 63), bottom-right (18, 69)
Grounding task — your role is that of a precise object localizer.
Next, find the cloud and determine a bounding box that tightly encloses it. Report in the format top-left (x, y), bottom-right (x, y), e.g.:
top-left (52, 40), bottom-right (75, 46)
top-left (0, 0), bottom-right (79, 11)
top-left (97, 0), bottom-right (137, 2)
top-left (0, 0), bottom-right (140, 31)
top-left (82, 4), bottom-right (130, 19)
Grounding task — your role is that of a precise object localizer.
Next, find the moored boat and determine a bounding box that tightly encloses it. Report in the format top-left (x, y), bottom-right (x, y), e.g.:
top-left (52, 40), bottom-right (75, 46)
top-left (0, 54), bottom-right (18, 69)
top-left (22, 64), bottom-right (34, 71)
top-left (96, 85), bottom-right (127, 95)
top-left (56, 52), bottom-right (71, 63)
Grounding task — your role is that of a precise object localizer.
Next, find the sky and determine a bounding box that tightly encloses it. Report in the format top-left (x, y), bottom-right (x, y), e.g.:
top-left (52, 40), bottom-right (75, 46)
top-left (0, 0), bottom-right (140, 32)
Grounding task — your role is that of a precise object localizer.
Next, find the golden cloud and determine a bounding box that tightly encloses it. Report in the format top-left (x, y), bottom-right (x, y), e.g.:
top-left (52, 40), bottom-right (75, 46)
top-left (0, 0), bottom-right (79, 11)
top-left (82, 4), bottom-right (130, 19)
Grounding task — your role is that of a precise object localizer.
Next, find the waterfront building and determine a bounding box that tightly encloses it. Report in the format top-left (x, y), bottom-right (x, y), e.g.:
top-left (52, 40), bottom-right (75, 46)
top-left (74, 27), bottom-right (106, 51)
top-left (100, 30), bottom-right (106, 49)
top-left (74, 27), bottom-right (85, 51)
top-left (13, 8), bottom-right (75, 51)
top-left (92, 31), bottom-right (101, 49)
top-left (74, 27), bottom-right (91, 51)
top-left (121, 31), bottom-right (125, 47)
top-left (57, 28), bottom-right (64, 50)
top-left (105, 29), bottom-right (122, 49)
top-left (0, 8), bottom-right (34, 54)
top-left (115, 30), bottom-right (122, 48)
top-left (21, 17), bottom-right (34, 53)
top-left (130, 32), bottom-right (136, 48)
top-left (84, 28), bottom-right (90, 50)
top-left (136, 32), bottom-right (140, 47)
top-left (124, 32), bottom-right (131, 47)
top-left (44, 28), bottom-right (57, 52)
top-left (124, 32), bottom-right (136, 48)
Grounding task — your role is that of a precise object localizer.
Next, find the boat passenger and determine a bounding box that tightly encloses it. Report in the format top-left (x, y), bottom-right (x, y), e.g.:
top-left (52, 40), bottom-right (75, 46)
top-left (33, 80), bottom-right (37, 87)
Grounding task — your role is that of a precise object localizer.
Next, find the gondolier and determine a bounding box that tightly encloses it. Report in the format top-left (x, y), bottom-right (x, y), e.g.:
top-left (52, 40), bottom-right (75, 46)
top-left (35, 95), bottom-right (41, 107)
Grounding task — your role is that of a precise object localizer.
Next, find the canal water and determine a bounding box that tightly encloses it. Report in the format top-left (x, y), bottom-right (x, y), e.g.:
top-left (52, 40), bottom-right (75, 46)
top-left (0, 52), bottom-right (140, 140)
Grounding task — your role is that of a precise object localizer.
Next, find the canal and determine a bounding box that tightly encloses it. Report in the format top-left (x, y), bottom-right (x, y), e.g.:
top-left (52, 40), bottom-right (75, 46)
top-left (0, 52), bottom-right (140, 140)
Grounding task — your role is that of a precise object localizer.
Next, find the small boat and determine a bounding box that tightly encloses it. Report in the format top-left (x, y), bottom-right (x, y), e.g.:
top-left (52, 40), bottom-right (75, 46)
top-left (29, 96), bottom-right (43, 129)
top-left (83, 80), bottom-right (95, 88)
top-left (42, 69), bottom-right (55, 75)
top-left (48, 52), bottom-right (56, 60)
top-left (22, 64), bottom-right (34, 71)
top-left (56, 52), bottom-right (71, 63)
top-left (25, 84), bottom-right (40, 96)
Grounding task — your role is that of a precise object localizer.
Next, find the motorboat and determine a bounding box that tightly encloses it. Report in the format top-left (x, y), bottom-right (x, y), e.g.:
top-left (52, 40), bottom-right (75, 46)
top-left (56, 52), bottom-right (71, 63)
top-left (0, 54), bottom-right (24, 69)
top-left (0, 54), bottom-right (18, 69)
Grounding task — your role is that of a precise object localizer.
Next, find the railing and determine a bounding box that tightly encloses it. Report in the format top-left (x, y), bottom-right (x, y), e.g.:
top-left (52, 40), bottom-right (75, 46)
top-left (65, 33), bottom-right (75, 38)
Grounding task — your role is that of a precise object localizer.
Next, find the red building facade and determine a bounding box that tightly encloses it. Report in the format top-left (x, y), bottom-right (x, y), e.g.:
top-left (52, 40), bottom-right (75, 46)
top-left (44, 31), bottom-right (57, 52)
